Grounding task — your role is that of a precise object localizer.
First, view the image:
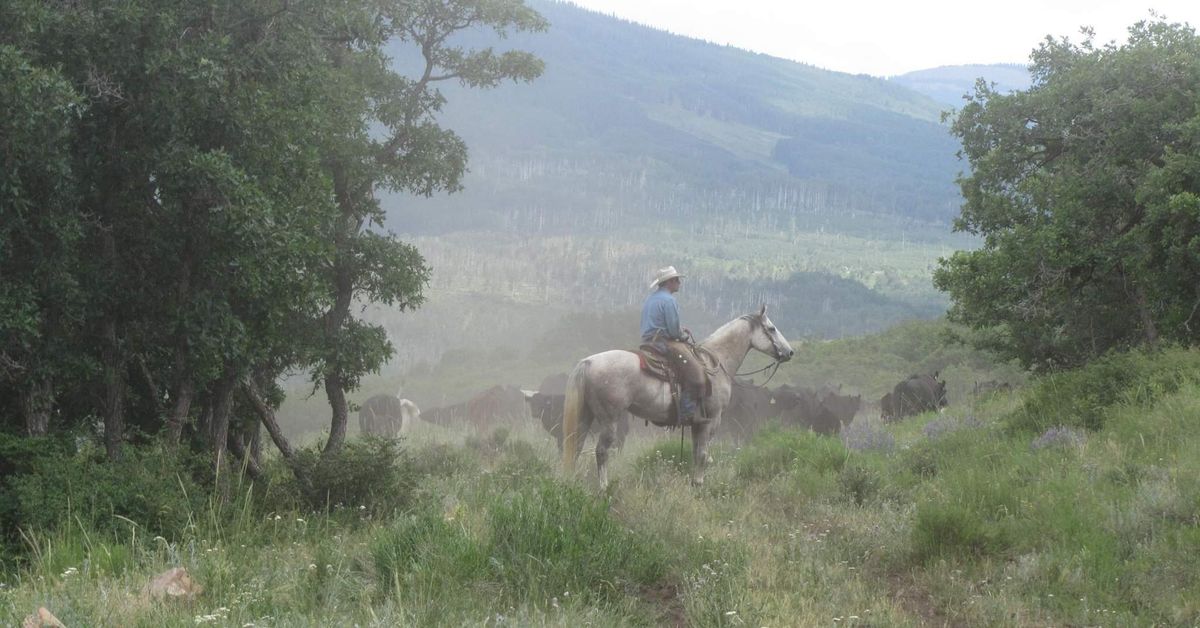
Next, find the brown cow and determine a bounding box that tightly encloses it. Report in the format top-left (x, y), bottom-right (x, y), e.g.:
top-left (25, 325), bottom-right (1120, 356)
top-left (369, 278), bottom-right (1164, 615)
top-left (421, 385), bottom-right (531, 428)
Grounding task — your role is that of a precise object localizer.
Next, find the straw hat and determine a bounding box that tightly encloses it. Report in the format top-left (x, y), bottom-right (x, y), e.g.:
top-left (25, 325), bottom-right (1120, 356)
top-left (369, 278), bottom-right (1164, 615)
top-left (649, 265), bottom-right (684, 289)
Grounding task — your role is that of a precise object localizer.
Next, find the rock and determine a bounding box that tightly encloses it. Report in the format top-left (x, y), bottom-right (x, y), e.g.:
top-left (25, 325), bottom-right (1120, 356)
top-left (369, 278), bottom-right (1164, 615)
top-left (21, 607), bottom-right (66, 628)
top-left (142, 567), bottom-right (203, 602)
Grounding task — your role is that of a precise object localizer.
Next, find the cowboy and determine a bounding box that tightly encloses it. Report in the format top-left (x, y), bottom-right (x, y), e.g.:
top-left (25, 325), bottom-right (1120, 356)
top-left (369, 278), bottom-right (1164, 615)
top-left (641, 266), bottom-right (703, 422)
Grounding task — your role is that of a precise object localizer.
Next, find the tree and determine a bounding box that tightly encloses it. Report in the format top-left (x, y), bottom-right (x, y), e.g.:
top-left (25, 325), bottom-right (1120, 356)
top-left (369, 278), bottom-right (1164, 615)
top-left (934, 18), bottom-right (1200, 371)
top-left (291, 0), bottom-right (546, 458)
top-left (0, 0), bottom-right (545, 483)
top-left (0, 35), bottom-right (85, 437)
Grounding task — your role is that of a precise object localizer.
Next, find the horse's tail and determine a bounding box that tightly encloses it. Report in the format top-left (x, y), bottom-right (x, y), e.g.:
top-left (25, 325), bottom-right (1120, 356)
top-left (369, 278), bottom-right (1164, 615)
top-left (562, 359), bottom-right (589, 474)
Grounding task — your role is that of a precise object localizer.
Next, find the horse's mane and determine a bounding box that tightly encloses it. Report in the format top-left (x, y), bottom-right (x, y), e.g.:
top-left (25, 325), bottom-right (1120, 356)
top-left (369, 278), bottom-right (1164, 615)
top-left (702, 313), bottom-right (759, 346)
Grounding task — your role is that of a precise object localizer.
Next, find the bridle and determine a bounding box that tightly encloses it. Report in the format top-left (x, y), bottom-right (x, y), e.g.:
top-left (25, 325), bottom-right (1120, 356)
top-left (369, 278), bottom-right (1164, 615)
top-left (697, 314), bottom-right (787, 389)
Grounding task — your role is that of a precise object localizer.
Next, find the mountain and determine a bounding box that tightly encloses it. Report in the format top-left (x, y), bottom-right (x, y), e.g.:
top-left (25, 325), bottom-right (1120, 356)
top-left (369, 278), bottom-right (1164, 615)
top-left (888, 64), bottom-right (1033, 107)
top-left (358, 0), bottom-right (982, 382)
top-left (383, 0), bottom-right (967, 234)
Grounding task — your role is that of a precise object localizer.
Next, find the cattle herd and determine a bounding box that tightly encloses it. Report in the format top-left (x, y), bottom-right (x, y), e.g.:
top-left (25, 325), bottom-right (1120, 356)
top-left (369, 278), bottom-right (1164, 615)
top-left (357, 370), bottom-right (1002, 446)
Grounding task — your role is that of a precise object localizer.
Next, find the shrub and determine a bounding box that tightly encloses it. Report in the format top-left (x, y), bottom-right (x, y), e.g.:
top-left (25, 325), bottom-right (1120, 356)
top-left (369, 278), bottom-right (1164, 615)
top-left (1009, 346), bottom-right (1200, 433)
top-left (484, 479), bottom-right (670, 603)
top-left (7, 443), bottom-right (207, 543)
top-left (911, 500), bottom-right (1013, 563)
top-left (632, 438), bottom-right (693, 475)
top-left (841, 419), bottom-right (895, 453)
top-left (287, 437), bottom-right (416, 516)
top-left (1031, 426), bottom-right (1086, 451)
top-left (734, 426), bottom-right (846, 483)
top-left (838, 460), bottom-right (883, 505)
top-left (370, 507), bottom-right (485, 597)
top-left (0, 434), bottom-right (71, 554)
top-left (408, 441), bottom-right (481, 478)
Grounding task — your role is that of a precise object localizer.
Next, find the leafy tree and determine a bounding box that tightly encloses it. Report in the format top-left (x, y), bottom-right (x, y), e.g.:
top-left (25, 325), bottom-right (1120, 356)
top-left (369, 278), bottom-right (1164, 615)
top-left (0, 32), bottom-right (85, 436)
top-left (0, 0), bottom-right (545, 483)
top-left (281, 0), bottom-right (547, 458)
top-left (935, 18), bottom-right (1200, 371)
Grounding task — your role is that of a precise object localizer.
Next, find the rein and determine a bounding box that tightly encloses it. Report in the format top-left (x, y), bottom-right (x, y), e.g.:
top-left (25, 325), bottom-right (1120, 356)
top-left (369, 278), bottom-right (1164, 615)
top-left (694, 344), bottom-right (782, 390)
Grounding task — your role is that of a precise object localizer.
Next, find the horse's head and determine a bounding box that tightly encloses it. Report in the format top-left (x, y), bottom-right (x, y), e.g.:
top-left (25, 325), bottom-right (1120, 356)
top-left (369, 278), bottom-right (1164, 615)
top-left (748, 304), bottom-right (794, 362)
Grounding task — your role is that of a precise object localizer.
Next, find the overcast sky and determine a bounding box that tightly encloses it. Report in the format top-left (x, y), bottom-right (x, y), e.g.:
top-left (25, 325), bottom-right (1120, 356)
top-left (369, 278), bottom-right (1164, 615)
top-left (565, 0), bottom-right (1200, 76)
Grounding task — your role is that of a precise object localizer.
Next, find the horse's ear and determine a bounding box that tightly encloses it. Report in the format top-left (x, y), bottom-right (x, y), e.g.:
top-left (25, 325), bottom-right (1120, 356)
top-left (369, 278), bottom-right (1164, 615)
top-left (758, 304), bottom-right (767, 317)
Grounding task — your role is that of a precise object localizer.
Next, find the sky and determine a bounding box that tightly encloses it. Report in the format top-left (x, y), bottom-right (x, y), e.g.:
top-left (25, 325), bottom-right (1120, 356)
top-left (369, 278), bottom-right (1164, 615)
top-left (566, 0), bottom-right (1200, 76)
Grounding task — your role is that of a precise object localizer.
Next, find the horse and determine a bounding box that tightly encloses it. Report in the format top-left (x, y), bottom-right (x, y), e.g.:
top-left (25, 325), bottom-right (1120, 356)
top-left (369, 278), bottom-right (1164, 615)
top-left (562, 305), bottom-right (794, 487)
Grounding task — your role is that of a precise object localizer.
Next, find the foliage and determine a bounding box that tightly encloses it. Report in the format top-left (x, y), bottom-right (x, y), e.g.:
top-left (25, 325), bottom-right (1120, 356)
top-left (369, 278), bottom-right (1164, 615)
top-left (5, 443), bottom-right (207, 546)
top-left (283, 438), bottom-right (416, 516)
top-left (0, 0), bottom-right (546, 482)
top-left (485, 479), bottom-right (669, 603)
top-left (733, 425), bottom-right (847, 483)
top-left (936, 18), bottom-right (1200, 370)
top-left (6, 352), bottom-right (1200, 624)
top-left (1007, 345), bottom-right (1200, 433)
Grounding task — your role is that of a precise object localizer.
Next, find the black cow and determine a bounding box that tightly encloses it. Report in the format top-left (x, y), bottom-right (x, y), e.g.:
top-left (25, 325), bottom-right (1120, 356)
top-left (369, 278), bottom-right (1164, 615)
top-left (807, 391), bottom-right (861, 435)
top-left (524, 390), bottom-right (628, 451)
top-left (887, 373), bottom-right (948, 421)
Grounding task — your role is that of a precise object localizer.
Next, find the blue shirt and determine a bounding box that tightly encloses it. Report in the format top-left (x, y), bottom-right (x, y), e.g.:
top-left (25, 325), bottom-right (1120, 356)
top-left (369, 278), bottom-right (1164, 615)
top-left (641, 288), bottom-right (683, 342)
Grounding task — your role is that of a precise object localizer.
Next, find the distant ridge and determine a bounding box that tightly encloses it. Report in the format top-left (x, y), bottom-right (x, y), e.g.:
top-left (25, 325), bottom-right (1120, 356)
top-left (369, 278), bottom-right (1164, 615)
top-left (889, 64), bottom-right (1032, 107)
top-left (385, 0), bottom-right (967, 233)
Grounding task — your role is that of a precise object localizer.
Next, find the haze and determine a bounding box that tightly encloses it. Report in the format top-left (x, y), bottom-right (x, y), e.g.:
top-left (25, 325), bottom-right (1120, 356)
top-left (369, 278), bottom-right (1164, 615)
top-left (566, 0), bottom-right (1200, 76)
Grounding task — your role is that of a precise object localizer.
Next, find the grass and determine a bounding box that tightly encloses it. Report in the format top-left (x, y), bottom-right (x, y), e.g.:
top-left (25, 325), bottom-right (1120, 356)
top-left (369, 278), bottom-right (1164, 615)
top-left (4, 348), bottom-right (1200, 625)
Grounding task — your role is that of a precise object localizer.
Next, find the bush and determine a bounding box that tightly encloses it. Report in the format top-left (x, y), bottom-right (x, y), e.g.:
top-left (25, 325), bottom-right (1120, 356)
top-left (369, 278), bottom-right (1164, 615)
top-left (1009, 346), bottom-right (1200, 433)
top-left (911, 500), bottom-right (1013, 563)
top-left (841, 419), bottom-right (896, 453)
top-left (7, 443), bottom-right (207, 543)
top-left (484, 479), bottom-right (670, 603)
top-left (370, 507), bottom-right (485, 597)
top-left (734, 426), bottom-right (846, 483)
top-left (631, 438), bottom-right (694, 475)
top-left (408, 441), bottom-right (481, 479)
top-left (287, 437), bottom-right (416, 515)
top-left (838, 460), bottom-right (883, 505)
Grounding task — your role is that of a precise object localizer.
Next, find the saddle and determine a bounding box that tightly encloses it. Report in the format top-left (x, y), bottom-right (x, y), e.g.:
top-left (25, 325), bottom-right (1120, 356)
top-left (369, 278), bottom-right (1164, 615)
top-left (634, 341), bottom-right (713, 425)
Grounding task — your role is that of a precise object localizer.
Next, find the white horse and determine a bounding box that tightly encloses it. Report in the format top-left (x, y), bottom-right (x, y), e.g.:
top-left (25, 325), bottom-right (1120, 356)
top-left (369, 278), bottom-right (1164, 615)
top-left (562, 305), bottom-right (794, 487)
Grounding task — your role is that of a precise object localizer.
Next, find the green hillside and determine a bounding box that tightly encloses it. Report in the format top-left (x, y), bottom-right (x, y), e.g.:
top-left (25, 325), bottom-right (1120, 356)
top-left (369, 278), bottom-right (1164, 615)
top-left (358, 0), bottom-right (978, 386)
top-left (384, 0), bottom-right (965, 232)
top-left (889, 63), bottom-right (1033, 107)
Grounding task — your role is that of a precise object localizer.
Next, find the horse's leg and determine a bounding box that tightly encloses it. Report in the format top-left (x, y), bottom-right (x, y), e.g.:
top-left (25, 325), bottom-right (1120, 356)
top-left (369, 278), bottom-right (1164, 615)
top-left (690, 422), bottom-right (714, 487)
top-left (594, 420), bottom-right (616, 489)
top-left (614, 412), bottom-right (630, 450)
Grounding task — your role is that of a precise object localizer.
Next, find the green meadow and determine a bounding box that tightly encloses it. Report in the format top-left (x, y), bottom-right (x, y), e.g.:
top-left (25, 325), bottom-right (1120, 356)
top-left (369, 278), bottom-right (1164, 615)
top-left (5, 344), bottom-right (1199, 626)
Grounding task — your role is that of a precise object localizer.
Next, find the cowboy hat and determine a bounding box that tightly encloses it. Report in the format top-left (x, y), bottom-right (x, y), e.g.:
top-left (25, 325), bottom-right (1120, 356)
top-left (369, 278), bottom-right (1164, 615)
top-left (649, 265), bottom-right (684, 289)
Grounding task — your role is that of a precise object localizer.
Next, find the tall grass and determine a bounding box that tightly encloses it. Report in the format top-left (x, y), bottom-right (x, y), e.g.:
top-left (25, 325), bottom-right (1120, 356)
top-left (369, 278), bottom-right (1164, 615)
top-left (5, 350), bottom-right (1200, 625)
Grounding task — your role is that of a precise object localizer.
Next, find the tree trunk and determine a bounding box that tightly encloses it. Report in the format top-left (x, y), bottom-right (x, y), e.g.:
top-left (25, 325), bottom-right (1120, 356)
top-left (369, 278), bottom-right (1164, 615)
top-left (102, 317), bottom-right (125, 461)
top-left (136, 355), bottom-right (166, 422)
top-left (165, 378), bottom-right (194, 448)
top-left (244, 377), bottom-right (310, 490)
top-left (323, 371), bottom-right (350, 456)
top-left (21, 377), bottom-right (54, 436)
top-left (1133, 283), bottom-right (1160, 345)
top-left (227, 429), bottom-right (263, 480)
top-left (208, 368), bottom-right (239, 495)
top-left (320, 164), bottom-right (360, 459)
